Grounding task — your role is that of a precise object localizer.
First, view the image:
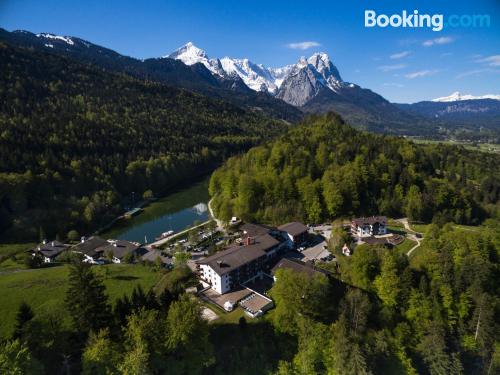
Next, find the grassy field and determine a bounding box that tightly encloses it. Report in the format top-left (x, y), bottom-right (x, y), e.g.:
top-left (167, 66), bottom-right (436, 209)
top-left (0, 263), bottom-right (161, 338)
top-left (411, 139), bottom-right (500, 154)
top-left (0, 242), bottom-right (36, 271)
top-left (409, 223), bottom-right (429, 233)
top-left (395, 238), bottom-right (418, 255)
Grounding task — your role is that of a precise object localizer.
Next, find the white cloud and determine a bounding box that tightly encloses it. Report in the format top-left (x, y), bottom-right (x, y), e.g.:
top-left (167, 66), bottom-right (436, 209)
top-left (390, 51), bottom-right (410, 59)
top-left (477, 55), bottom-right (500, 67)
top-left (378, 64), bottom-right (406, 72)
top-left (422, 37), bottom-right (454, 47)
top-left (405, 70), bottom-right (438, 79)
top-left (456, 68), bottom-right (500, 79)
top-left (286, 41), bottom-right (321, 50)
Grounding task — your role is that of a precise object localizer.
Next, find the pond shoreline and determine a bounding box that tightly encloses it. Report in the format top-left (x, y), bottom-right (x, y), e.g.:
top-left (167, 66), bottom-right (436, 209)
top-left (100, 174), bottom-right (212, 244)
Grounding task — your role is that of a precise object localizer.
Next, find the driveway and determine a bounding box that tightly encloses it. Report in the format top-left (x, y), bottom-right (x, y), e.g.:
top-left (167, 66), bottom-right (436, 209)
top-left (395, 218), bottom-right (423, 256)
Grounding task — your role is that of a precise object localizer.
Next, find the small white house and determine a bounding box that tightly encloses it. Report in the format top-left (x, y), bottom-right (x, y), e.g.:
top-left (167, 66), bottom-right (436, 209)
top-left (342, 244), bottom-right (351, 256)
top-left (31, 240), bottom-right (69, 263)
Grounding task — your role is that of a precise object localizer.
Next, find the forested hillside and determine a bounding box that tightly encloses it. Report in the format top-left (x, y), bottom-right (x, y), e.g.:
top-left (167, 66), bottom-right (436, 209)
top-left (268, 222), bottom-right (500, 374)
top-left (0, 42), bottom-right (288, 239)
top-left (0, 28), bottom-right (303, 123)
top-left (210, 113), bottom-right (500, 225)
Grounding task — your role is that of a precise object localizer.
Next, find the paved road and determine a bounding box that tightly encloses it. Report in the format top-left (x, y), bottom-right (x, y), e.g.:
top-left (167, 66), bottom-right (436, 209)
top-left (208, 198), bottom-right (224, 232)
top-left (146, 220), bottom-right (210, 249)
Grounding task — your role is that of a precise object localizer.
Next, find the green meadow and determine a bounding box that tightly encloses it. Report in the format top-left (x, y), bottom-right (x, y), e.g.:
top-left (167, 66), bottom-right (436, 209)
top-left (0, 263), bottom-right (161, 338)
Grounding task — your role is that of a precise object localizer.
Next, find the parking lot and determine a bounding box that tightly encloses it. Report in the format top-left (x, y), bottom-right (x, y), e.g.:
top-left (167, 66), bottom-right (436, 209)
top-left (293, 225), bottom-right (335, 263)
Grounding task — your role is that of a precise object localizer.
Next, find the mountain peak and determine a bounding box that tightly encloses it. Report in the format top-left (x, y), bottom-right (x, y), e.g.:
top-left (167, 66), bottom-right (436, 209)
top-left (166, 42), bottom-right (229, 76)
top-left (168, 42), bottom-right (207, 60)
top-left (308, 52), bottom-right (330, 63)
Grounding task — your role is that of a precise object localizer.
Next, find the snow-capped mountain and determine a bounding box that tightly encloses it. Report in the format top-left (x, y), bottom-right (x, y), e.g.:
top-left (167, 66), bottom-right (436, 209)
top-left (168, 42), bottom-right (346, 103)
top-left (169, 42), bottom-right (293, 94)
top-left (166, 42), bottom-right (420, 132)
top-left (433, 91), bottom-right (500, 102)
top-left (167, 42), bottom-right (226, 77)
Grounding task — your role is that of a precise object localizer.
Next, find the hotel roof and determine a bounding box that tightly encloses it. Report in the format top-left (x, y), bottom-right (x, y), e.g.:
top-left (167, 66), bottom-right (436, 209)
top-left (197, 233), bottom-right (279, 275)
top-left (278, 222), bottom-right (308, 236)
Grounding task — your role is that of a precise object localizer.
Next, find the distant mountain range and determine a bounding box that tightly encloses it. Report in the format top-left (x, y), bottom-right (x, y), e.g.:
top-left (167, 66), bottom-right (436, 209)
top-left (168, 42), bottom-right (438, 135)
top-left (1, 28), bottom-right (498, 136)
top-left (396, 92), bottom-right (500, 129)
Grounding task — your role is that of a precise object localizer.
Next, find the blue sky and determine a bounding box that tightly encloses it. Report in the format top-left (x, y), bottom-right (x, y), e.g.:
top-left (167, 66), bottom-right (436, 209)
top-left (1, 0), bottom-right (499, 103)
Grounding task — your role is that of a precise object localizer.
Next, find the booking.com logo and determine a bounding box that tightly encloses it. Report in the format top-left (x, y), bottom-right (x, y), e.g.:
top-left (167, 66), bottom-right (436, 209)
top-left (365, 10), bottom-right (491, 31)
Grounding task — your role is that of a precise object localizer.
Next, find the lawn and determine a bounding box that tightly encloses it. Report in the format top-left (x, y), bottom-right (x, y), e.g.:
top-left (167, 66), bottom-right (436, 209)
top-left (0, 263), bottom-right (161, 338)
top-left (410, 139), bottom-right (500, 155)
top-left (395, 238), bottom-right (418, 255)
top-left (409, 223), bottom-right (429, 234)
top-left (0, 242), bottom-right (36, 270)
top-left (409, 223), bottom-right (479, 234)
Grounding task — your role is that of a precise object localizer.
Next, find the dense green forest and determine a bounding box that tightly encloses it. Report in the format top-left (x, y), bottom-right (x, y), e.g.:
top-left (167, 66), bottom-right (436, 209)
top-left (0, 42), bottom-right (288, 239)
top-left (209, 113), bottom-right (500, 225)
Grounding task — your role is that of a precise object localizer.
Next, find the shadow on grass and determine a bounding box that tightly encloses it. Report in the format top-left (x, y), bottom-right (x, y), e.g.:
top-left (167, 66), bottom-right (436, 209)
top-left (205, 321), bottom-right (297, 375)
top-left (112, 275), bottom-right (140, 281)
top-left (389, 228), bottom-right (407, 236)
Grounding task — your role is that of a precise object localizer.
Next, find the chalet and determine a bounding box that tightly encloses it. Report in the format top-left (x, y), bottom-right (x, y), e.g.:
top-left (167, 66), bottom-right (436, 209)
top-left (278, 222), bottom-right (309, 246)
top-left (96, 240), bottom-right (141, 263)
top-left (31, 240), bottom-right (69, 263)
top-left (71, 236), bottom-right (141, 264)
top-left (72, 236), bottom-right (108, 264)
top-left (197, 226), bottom-right (287, 294)
top-left (351, 216), bottom-right (387, 237)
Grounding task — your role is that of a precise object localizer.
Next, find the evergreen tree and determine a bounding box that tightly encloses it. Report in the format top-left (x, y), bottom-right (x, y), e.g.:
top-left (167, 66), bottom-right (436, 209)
top-left (65, 260), bottom-right (112, 335)
top-left (12, 302), bottom-right (34, 340)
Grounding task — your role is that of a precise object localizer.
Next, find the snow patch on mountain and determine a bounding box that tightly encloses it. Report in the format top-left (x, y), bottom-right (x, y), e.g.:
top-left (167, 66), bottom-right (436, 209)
top-left (219, 57), bottom-right (293, 94)
top-left (36, 33), bottom-right (74, 45)
top-left (433, 91), bottom-right (500, 102)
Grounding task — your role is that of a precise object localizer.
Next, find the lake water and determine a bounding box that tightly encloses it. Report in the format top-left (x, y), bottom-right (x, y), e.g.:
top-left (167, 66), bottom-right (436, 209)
top-left (103, 177), bottom-right (210, 244)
